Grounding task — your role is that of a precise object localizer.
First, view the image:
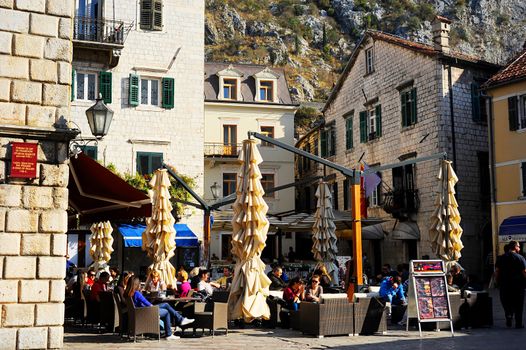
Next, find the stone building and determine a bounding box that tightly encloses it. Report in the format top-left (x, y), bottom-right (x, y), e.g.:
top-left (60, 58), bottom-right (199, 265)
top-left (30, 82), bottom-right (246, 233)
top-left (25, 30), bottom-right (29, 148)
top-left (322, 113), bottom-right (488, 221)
top-left (483, 47), bottom-right (526, 257)
top-left (203, 62), bottom-right (297, 261)
top-left (0, 1), bottom-right (77, 348)
top-left (68, 1), bottom-right (205, 267)
top-left (320, 17), bottom-right (500, 277)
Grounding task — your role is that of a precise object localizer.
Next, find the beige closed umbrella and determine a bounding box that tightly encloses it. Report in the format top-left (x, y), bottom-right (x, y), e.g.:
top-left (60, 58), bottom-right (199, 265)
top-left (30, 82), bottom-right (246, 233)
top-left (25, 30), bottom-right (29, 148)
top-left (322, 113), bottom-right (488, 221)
top-left (430, 160), bottom-right (464, 262)
top-left (142, 169), bottom-right (177, 287)
top-left (89, 221), bottom-right (114, 272)
top-left (312, 180), bottom-right (339, 282)
top-left (228, 139), bottom-right (271, 322)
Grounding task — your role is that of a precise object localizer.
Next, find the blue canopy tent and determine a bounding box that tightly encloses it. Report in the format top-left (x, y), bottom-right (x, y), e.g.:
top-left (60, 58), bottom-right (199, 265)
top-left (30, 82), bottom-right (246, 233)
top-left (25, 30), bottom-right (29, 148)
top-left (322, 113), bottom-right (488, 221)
top-left (498, 216), bottom-right (526, 243)
top-left (118, 223), bottom-right (199, 248)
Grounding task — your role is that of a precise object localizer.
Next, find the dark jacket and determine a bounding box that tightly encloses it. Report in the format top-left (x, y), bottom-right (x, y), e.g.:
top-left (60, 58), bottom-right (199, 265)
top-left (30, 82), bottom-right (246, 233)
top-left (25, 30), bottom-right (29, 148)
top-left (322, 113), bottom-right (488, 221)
top-left (267, 272), bottom-right (287, 291)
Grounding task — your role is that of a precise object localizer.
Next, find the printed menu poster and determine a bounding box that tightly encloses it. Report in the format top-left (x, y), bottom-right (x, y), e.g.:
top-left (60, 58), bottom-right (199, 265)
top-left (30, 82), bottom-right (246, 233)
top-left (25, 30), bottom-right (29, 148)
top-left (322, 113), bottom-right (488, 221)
top-left (415, 276), bottom-right (450, 319)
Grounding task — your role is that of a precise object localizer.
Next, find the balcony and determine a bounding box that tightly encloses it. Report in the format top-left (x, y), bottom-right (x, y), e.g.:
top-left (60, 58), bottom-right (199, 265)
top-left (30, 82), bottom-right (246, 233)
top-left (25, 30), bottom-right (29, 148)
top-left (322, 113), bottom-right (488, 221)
top-left (382, 189), bottom-right (420, 220)
top-left (204, 143), bottom-right (242, 158)
top-left (73, 16), bottom-right (132, 67)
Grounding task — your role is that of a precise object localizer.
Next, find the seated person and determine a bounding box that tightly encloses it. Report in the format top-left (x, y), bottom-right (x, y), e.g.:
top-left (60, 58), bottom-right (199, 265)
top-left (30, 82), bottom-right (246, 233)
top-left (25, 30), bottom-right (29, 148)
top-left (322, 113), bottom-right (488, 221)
top-left (178, 270), bottom-right (192, 297)
top-left (268, 266), bottom-right (287, 291)
top-left (90, 271), bottom-right (110, 302)
top-left (214, 267), bottom-right (233, 289)
top-left (126, 277), bottom-right (194, 340)
top-left (197, 270), bottom-right (220, 296)
top-left (379, 276), bottom-right (406, 306)
top-left (313, 265), bottom-right (332, 289)
top-left (450, 264), bottom-right (467, 289)
top-left (305, 275), bottom-right (323, 303)
top-left (145, 269), bottom-right (167, 292)
top-left (189, 267), bottom-right (201, 289)
top-left (85, 269), bottom-right (96, 289)
top-left (446, 273), bottom-right (460, 292)
top-left (283, 277), bottom-right (305, 311)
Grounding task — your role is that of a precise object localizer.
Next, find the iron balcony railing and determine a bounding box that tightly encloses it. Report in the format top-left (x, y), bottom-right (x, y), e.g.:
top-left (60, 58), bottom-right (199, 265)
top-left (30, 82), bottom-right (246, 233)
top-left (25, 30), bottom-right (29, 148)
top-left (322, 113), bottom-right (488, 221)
top-left (204, 142), bottom-right (242, 157)
top-left (382, 189), bottom-right (420, 219)
top-left (73, 16), bottom-right (125, 45)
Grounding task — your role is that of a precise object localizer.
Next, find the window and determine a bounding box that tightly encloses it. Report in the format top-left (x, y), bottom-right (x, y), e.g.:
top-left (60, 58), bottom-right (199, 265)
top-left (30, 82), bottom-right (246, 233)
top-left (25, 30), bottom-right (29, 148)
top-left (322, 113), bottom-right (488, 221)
top-left (76, 72), bottom-right (97, 101)
top-left (81, 146), bottom-right (97, 160)
top-left (259, 80), bottom-right (274, 101)
top-left (140, 78), bottom-right (160, 106)
top-left (392, 164), bottom-right (416, 211)
top-left (401, 88), bottom-right (417, 127)
top-left (343, 178), bottom-right (349, 210)
top-left (521, 162), bottom-right (526, 198)
top-left (471, 82), bottom-right (487, 123)
top-left (261, 174), bottom-right (275, 198)
top-left (345, 115), bottom-right (353, 150)
top-left (359, 105), bottom-right (382, 142)
top-left (370, 173), bottom-right (382, 207)
top-left (222, 173), bottom-right (237, 197)
top-left (223, 125), bottom-right (237, 156)
top-left (223, 79), bottom-right (237, 100)
top-left (260, 126), bottom-right (274, 147)
top-left (136, 152), bottom-right (163, 175)
top-left (320, 125), bottom-right (336, 157)
top-left (140, 0), bottom-right (162, 31)
top-left (508, 95), bottom-right (526, 131)
top-left (332, 182), bottom-right (339, 210)
top-left (365, 48), bottom-right (374, 74)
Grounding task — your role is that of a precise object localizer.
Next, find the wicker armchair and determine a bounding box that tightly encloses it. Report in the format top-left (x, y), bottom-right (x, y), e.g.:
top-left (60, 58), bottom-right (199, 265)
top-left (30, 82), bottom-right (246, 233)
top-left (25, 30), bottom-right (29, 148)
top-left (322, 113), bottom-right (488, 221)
top-left (354, 296), bottom-right (387, 335)
top-left (99, 291), bottom-right (119, 333)
top-left (125, 297), bottom-right (160, 342)
top-left (190, 302), bottom-right (228, 336)
top-left (299, 297), bottom-right (354, 338)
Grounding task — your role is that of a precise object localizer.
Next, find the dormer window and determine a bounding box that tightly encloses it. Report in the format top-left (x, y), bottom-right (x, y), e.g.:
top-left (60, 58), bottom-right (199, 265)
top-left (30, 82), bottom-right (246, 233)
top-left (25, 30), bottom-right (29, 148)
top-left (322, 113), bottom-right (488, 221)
top-left (259, 80), bottom-right (274, 101)
top-left (223, 79), bottom-right (237, 100)
top-left (365, 47), bottom-right (374, 75)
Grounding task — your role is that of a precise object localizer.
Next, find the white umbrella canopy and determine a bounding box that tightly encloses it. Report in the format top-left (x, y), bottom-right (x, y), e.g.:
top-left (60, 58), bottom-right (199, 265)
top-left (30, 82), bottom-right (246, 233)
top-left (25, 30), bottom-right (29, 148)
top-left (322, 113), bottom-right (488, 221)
top-left (311, 181), bottom-right (339, 283)
top-left (228, 139), bottom-right (271, 322)
top-left (89, 221), bottom-right (114, 272)
top-left (430, 160), bottom-right (464, 262)
top-left (142, 169), bottom-right (177, 287)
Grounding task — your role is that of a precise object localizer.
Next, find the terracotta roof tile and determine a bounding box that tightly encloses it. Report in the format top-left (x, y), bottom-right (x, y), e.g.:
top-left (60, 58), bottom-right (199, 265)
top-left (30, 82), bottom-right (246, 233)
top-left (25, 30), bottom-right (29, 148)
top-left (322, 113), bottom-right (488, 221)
top-left (484, 50), bottom-right (526, 88)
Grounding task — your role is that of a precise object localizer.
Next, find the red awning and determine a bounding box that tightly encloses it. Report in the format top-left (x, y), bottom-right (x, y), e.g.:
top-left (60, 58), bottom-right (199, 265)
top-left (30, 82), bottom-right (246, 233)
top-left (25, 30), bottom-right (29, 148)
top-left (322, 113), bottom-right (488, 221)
top-left (68, 153), bottom-right (152, 222)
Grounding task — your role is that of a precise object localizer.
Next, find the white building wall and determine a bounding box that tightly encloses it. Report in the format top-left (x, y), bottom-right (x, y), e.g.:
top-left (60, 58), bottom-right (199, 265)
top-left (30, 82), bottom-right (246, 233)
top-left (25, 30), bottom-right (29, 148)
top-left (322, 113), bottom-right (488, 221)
top-left (71, 1), bottom-right (205, 237)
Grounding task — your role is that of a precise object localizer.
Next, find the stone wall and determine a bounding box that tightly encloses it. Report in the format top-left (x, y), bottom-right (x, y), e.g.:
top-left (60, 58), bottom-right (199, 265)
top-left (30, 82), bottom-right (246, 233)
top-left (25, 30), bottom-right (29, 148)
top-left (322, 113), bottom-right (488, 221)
top-left (0, 1), bottom-right (73, 349)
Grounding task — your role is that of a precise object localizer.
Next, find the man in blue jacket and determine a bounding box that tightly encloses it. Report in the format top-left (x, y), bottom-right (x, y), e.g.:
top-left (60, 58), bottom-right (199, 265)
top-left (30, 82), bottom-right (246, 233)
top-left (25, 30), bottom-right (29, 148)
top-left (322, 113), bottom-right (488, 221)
top-left (379, 276), bottom-right (406, 305)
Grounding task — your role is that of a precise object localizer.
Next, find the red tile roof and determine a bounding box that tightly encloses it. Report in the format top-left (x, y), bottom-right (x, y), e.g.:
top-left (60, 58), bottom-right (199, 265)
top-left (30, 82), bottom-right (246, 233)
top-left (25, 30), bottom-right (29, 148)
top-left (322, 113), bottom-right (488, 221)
top-left (484, 49), bottom-right (526, 88)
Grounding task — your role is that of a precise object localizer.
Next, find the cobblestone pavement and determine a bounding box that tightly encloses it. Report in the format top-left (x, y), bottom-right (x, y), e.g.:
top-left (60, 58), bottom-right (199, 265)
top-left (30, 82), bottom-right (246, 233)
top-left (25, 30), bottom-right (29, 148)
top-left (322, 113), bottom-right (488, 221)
top-left (65, 290), bottom-right (526, 350)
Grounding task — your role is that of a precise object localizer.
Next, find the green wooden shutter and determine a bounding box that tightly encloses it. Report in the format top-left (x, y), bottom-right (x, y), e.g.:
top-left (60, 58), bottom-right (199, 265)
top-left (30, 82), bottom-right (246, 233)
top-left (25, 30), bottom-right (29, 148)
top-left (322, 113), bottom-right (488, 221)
top-left (411, 88), bottom-right (417, 124)
top-left (345, 117), bottom-right (353, 150)
top-left (162, 77), bottom-right (174, 109)
top-left (99, 71), bottom-right (112, 104)
top-left (320, 129), bottom-right (327, 157)
top-left (401, 92), bottom-right (407, 127)
top-left (153, 0), bottom-right (163, 30)
top-left (375, 104), bottom-right (382, 137)
top-left (330, 127), bottom-right (336, 156)
top-left (471, 83), bottom-right (481, 122)
top-left (508, 96), bottom-right (519, 131)
top-left (140, 0), bottom-right (153, 30)
top-left (359, 111), bottom-right (367, 143)
top-left (129, 74), bottom-right (140, 106)
top-left (71, 67), bottom-right (75, 101)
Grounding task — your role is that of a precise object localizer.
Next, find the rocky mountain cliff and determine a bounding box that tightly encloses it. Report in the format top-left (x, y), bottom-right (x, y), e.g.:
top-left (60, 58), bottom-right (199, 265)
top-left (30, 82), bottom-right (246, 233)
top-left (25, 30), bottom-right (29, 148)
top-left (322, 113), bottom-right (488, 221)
top-left (205, 0), bottom-right (526, 103)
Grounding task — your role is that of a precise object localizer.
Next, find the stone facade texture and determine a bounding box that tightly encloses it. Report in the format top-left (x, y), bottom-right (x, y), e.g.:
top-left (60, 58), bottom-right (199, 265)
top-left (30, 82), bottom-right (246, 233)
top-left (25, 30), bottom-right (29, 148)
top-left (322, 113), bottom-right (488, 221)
top-left (0, 1), bottom-right (73, 349)
top-left (322, 36), bottom-right (498, 276)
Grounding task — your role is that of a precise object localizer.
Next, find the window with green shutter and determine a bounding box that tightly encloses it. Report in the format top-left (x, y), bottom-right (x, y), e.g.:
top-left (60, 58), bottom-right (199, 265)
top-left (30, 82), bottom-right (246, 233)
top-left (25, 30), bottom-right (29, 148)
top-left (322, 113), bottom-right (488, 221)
top-left (129, 74), bottom-right (139, 106)
top-left (508, 96), bottom-right (519, 131)
top-left (140, 0), bottom-right (163, 31)
top-left (136, 152), bottom-right (163, 175)
top-left (359, 111), bottom-right (367, 143)
top-left (162, 77), bottom-right (174, 109)
top-left (99, 71), bottom-right (112, 104)
top-left (329, 126), bottom-right (336, 156)
top-left (345, 116), bottom-right (353, 150)
top-left (401, 88), bottom-right (417, 127)
top-left (375, 104), bottom-right (382, 137)
top-left (320, 129), bottom-right (328, 157)
top-left (522, 162), bottom-right (526, 197)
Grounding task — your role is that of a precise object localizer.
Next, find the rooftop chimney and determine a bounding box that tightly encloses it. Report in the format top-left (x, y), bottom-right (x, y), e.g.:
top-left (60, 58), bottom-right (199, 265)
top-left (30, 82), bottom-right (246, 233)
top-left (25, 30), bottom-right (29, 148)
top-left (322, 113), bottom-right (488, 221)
top-left (432, 16), bottom-right (452, 54)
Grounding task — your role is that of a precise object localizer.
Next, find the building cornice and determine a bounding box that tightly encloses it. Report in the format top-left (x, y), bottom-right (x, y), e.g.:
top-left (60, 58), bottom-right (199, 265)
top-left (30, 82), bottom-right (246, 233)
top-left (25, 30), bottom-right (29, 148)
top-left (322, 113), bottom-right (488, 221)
top-left (205, 100), bottom-right (298, 110)
top-left (0, 124), bottom-right (79, 142)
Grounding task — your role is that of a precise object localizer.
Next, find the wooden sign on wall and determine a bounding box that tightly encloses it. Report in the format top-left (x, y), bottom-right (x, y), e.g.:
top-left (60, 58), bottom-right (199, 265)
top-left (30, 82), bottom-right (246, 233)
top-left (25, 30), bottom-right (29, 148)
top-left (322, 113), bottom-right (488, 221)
top-left (10, 142), bottom-right (38, 178)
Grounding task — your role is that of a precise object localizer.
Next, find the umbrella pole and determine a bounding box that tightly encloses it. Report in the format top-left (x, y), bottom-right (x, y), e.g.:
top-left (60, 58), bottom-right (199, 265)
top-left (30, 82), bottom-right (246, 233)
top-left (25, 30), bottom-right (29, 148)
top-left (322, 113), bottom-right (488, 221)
top-left (349, 174), bottom-right (363, 293)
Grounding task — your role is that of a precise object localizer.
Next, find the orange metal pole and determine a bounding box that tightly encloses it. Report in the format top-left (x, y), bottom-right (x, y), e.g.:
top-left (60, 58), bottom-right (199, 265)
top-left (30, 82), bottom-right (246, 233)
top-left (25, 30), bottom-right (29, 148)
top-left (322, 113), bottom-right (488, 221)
top-left (350, 176), bottom-right (363, 287)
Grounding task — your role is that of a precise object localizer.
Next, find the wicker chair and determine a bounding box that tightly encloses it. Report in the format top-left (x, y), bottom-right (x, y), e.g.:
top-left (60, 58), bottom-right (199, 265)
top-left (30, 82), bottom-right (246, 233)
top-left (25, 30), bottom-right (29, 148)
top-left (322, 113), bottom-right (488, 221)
top-left (354, 296), bottom-right (388, 335)
top-left (299, 298), bottom-right (354, 338)
top-left (99, 291), bottom-right (119, 333)
top-left (190, 302), bottom-right (228, 336)
top-left (125, 297), bottom-right (160, 342)
top-left (113, 292), bottom-right (128, 336)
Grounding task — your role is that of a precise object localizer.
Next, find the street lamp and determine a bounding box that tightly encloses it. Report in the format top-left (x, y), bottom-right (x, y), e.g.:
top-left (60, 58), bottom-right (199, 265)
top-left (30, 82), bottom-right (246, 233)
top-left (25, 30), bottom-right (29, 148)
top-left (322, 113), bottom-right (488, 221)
top-left (85, 95), bottom-right (114, 140)
top-left (210, 182), bottom-right (220, 200)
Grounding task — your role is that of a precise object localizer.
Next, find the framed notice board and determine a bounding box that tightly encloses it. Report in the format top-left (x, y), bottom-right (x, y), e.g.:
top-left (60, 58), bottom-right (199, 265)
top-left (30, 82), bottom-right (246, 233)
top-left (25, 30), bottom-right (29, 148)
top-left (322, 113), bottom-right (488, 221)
top-left (406, 260), bottom-right (454, 337)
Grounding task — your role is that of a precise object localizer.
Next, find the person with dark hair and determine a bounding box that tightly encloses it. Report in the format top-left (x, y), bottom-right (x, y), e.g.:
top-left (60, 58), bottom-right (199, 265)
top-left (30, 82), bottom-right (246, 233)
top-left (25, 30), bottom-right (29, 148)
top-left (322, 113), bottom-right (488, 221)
top-left (126, 277), bottom-right (194, 340)
top-left (268, 266), bottom-right (287, 290)
top-left (197, 269), bottom-right (219, 296)
top-left (305, 275), bottom-right (323, 303)
top-left (213, 267), bottom-right (233, 289)
top-left (379, 275), bottom-right (406, 306)
top-left (90, 271), bottom-right (110, 302)
top-left (495, 240), bottom-right (526, 328)
top-left (449, 264), bottom-right (467, 289)
top-left (283, 277), bottom-right (304, 311)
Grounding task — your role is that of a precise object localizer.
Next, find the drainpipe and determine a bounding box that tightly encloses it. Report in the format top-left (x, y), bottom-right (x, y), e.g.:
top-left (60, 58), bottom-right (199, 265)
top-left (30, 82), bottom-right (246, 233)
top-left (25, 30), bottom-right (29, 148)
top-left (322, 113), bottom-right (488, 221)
top-left (447, 65), bottom-right (457, 169)
top-left (486, 95), bottom-right (499, 265)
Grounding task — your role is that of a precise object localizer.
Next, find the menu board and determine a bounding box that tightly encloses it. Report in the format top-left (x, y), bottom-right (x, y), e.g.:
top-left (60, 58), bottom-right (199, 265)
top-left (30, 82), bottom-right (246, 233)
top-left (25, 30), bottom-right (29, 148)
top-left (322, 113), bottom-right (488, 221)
top-left (415, 276), bottom-right (449, 319)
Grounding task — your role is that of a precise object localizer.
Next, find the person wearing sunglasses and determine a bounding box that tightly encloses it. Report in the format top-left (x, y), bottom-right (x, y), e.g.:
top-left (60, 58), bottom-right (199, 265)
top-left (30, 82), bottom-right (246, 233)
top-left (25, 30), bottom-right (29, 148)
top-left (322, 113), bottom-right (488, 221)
top-left (305, 275), bottom-right (323, 303)
top-left (85, 269), bottom-right (96, 288)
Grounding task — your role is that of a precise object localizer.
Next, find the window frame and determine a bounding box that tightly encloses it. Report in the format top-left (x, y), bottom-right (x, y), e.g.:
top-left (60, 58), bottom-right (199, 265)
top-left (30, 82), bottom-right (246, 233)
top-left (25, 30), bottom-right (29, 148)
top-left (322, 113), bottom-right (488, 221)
top-left (136, 152), bottom-right (163, 175)
top-left (401, 87), bottom-right (417, 127)
top-left (370, 173), bottom-right (382, 207)
top-left (140, 0), bottom-right (163, 31)
top-left (223, 78), bottom-right (238, 100)
top-left (521, 162), bottom-right (526, 198)
top-left (260, 126), bottom-right (275, 147)
top-left (139, 77), bottom-right (161, 106)
top-left (261, 173), bottom-right (275, 198)
top-left (344, 112), bottom-right (353, 150)
top-left (365, 47), bottom-right (374, 75)
top-left (368, 108), bottom-right (376, 136)
top-left (81, 145), bottom-right (97, 160)
top-left (259, 80), bottom-right (274, 102)
top-left (222, 172), bottom-right (237, 197)
top-left (519, 95), bottom-right (526, 131)
top-left (75, 71), bottom-right (98, 101)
